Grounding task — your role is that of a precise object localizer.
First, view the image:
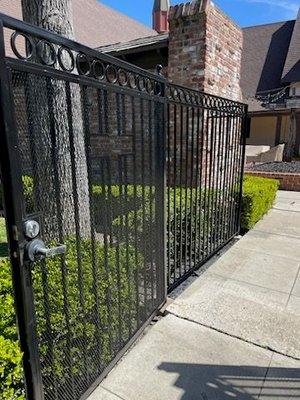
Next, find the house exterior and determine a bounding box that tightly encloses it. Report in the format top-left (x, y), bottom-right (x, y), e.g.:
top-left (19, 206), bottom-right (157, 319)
top-left (1, 0), bottom-right (299, 158)
top-left (98, 1), bottom-right (300, 159)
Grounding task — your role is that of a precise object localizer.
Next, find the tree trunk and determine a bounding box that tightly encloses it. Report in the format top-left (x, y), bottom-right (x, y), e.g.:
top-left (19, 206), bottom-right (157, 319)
top-left (21, 0), bottom-right (91, 239)
top-left (284, 110), bottom-right (296, 161)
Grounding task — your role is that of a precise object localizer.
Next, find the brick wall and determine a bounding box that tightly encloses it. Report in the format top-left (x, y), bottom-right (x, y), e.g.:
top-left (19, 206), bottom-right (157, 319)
top-left (168, 0), bottom-right (242, 101)
top-left (245, 171), bottom-right (300, 192)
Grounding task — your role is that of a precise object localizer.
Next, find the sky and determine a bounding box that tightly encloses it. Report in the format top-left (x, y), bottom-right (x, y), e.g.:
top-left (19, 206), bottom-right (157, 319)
top-left (100, 0), bottom-right (299, 28)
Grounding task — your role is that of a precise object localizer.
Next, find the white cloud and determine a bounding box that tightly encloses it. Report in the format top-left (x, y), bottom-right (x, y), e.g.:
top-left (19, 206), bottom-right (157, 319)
top-left (243, 0), bottom-right (299, 16)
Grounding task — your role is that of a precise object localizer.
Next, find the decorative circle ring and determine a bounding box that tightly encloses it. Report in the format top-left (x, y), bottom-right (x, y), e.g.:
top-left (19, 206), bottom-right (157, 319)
top-left (36, 40), bottom-right (57, 66)
top-left (105, 65), bottom-right (117, 83)
top-left (76, 53), bottom-right (91, 76)
top-left (128, 73), bottom-right (137, 89)
top-left (11, 31), bottom-right (34, 61)
top-left (92, 60), bottom-right (105, 80)
top-left (58, 46), bottom-right (75, 72)
top-left (145, 79), bottom-right (154, 94)
top-left (117, 69), bottom-right (128, 86)
top-left (137, 76), bottom-right (146, 92)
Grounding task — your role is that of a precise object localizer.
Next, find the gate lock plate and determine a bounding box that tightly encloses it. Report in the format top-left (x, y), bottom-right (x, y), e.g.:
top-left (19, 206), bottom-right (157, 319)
top-left (26, 239), bottom-right (66, 262)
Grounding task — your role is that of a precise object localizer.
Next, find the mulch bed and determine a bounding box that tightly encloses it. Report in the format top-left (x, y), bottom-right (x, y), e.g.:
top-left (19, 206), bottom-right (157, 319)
top-left (246, 161), bottom-right (300, 174)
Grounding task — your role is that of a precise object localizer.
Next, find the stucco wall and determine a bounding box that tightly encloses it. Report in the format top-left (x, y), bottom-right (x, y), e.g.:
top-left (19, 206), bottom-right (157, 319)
top-left (247, 116), bottom-right (277, 146)
top-left (280, 115), bottom-right (291, 143)
top-left (247, 114), bottom-right (294, 151)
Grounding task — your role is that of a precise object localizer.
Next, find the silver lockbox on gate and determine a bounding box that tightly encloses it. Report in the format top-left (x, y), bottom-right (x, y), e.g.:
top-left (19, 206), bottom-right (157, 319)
top-left (24, 220), bottom-right (40, 239)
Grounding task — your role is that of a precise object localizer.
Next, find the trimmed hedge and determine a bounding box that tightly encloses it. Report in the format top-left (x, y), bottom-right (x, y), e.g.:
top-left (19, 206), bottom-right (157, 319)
top-left (0, 175), bottom-right (279, 398)
top-left (0, 236), bottom-right (143, 399)
top-left (241, 175), bottom-right (279, 231)
top-left (0, 176), bottom-right (34, 213)
top-left (0, 259), bottom-right (25, 399)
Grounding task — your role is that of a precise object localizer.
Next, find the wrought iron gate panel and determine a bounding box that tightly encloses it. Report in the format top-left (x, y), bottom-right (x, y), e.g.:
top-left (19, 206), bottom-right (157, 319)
top-left (165, 84), bottom-right (247, 290)
top-left (0, 14), bottom-right (166, 400)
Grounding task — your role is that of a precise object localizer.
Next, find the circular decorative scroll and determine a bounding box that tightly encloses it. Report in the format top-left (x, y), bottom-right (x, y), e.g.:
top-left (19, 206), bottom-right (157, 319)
top-left (117, 69), bottom-right (128, 86)
top-left (11, 32), bottom-right (34, 60)
top-left (105, 65), bottom-right (117, 83)
top-left (128, 73), bottom-right (137, 89)
top-left (9, 30), bottom-right (167, 99)
top-left (58, 46), bottom-right (75, 72)
top-left (76, 53), bottom-right (91, 76)
top-left (137, 76), bottom-right (146, 92)
top-left (92, 60), bottom-right (105, 80)
top-left (166, 83), bottom-right (246, 114)
top-left (36, 40), bottom-right (57, 66)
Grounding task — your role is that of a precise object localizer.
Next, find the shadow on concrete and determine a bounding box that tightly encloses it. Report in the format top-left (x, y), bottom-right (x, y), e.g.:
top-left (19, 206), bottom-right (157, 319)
top-left (158, 362), bottom-right (299, 399)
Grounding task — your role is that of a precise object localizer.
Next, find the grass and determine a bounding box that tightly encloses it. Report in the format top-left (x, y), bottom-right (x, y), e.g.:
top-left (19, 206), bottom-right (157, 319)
top-left (0, 218), bottom-right (8, 259)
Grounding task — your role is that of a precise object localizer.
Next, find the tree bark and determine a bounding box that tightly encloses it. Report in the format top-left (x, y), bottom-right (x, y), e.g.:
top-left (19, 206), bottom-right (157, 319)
top-left (21, 0), bottom-right (91, 239)
top-left (284, 110), bottom-right (297, 161)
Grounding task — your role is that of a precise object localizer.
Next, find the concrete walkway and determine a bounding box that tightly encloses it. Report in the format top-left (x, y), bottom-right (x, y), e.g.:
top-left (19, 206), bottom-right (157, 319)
top-left (90, 191), bottom-right (300, 400)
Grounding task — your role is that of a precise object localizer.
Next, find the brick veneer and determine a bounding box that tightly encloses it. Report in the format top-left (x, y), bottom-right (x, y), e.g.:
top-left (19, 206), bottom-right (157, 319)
top-left (245, 171), bottom-right (300, 192)
top-left (168, 0), bottom-right (242, 101)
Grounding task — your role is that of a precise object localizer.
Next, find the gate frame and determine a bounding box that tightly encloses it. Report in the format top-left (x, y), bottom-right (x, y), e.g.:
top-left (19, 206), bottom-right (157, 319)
top-left (0, 12), bottom-right (167, 400)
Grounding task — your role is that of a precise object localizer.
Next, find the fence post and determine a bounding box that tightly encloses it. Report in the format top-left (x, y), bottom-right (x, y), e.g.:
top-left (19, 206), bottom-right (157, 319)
top-left (154, 65), bottom-right (167, 302)
top-left (237, 104), bottom-right (249, 232)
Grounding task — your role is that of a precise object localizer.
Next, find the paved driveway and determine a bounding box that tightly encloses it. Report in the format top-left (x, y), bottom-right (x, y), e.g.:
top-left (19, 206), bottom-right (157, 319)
top-left (89, 191), bottom-right (300, 400)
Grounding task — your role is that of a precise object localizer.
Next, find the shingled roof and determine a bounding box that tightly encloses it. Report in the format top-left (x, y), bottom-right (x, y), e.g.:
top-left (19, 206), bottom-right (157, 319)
top-left (240, 20), bottom-right (295, 98)
top-left (282, 9), bottom-right (300, 83)
top-left (0, 0), bottom-right (157, 48)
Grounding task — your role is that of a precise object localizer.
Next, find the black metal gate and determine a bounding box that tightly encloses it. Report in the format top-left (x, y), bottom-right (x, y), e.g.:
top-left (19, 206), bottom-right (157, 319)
top-left (0, 12), bottom-right (247, 400)
top-left (166, 84), bottom-right (247, 290)
top-left (0, 13), bottom-right (166, 400)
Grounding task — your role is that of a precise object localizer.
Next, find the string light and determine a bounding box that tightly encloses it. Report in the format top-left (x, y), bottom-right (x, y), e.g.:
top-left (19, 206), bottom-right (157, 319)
top-left (255, 85), bottom-right (290, 106)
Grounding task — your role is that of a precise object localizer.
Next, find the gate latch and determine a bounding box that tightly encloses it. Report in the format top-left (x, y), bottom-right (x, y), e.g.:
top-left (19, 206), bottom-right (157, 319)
top-left (23, 220), bottom-right (67, 261)
top-left (26, 239), bottom-right (66, 262)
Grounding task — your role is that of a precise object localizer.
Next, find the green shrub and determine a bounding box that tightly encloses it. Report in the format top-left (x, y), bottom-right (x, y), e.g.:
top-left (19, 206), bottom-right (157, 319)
top-left (241, 175), bottom-right (279, 231)
top-left (0, 258), bottom-right (25, 399)
top-left (1, 175), bottom-right (278, 398)
top-left (0, 233), bottom-right (144, 398)
top-left (0, 176), bottom-right (34, 213)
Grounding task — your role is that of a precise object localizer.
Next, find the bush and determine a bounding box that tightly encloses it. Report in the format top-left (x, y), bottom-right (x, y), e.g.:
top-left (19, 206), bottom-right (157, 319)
top-left (0, 176), bottom-right (34, 213)
top-left (0, 259), bottom-right (25, 399)
top-left (0, 235), bottom-right (144, 398)
top-left (241, 175), bottom-right (279, 231)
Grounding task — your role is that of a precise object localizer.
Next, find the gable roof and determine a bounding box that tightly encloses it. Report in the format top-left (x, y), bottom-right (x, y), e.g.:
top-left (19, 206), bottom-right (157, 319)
top-left (0, 0), bottom-right (157, 48)
top-left (97, 33), bottom-right (169, 55)
top-left (282, 10), bottom-right (300, 83)
top-left (240, 20), bottom-right (295, 98)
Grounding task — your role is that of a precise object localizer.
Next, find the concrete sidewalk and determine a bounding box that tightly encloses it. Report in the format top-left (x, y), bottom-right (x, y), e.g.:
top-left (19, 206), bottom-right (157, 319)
top-left (90, 191), bottom-right (300, 400)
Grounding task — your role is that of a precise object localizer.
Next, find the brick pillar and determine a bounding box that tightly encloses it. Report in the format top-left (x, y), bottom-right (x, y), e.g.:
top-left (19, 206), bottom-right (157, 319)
top-left (168, 0), bottom-right (243, 101)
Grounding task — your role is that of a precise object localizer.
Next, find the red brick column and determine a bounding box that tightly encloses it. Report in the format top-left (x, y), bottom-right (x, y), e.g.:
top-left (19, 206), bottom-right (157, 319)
top-left (168, 0), bottom-right (243, 101)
